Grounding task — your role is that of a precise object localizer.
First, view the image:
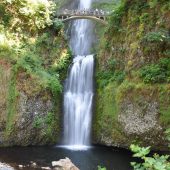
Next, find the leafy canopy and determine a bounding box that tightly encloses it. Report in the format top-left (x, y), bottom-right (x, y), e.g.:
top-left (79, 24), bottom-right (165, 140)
top-left (0, 0), bottom-right (56, 32)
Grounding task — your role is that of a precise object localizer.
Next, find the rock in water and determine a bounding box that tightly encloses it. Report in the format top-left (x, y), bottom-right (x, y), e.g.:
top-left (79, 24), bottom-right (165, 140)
top-left (0, 162), bottom-right (15, 170)
top-left (41, 167), bottom-right (51, 170)
top-left (52, 158), bottom-right (79, 170)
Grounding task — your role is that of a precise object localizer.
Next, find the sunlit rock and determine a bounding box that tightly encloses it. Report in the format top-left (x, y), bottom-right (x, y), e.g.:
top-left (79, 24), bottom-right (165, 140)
top-left (52, 158), bottom-right (79, 170)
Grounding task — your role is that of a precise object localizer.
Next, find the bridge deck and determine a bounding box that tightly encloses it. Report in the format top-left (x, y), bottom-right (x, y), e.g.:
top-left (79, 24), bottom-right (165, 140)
top-left (56, 9), bottom-right (110, 17)
top-left (55, 9), bottom-right (110, 25)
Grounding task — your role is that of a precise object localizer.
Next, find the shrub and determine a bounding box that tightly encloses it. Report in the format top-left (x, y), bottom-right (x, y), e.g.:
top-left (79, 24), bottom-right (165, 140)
top-left (165, 128), bottom-right (170, 148)
top-left (98, 166), bottom-right (107, 170)
top-left (142, 31), bottom-right (170, 43)
top-left (1, 0), bottom-right (56, 32)
top-left (16, 51), bottom-right (62, 94)
top-left (17, 53), bottom-right (42, 73)
top-left (140, 58), bottom-right (170, 83)
top-left (53, 19), bottom-right (64, 32)
top-left (33, 115), bottom-right (44, 128)
top-left (130, 144), bottom-right (170, 170)
top-left (149, 0), bottom-right (158, 8)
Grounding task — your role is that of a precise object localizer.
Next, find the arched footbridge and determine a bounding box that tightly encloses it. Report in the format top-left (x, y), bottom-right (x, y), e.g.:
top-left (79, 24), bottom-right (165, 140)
top-left (55, 9), bottom-right (111, 25)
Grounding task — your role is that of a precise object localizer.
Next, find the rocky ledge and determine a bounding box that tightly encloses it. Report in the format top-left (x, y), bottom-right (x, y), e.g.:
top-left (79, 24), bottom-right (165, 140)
top-left (1, 158), bottom-right (79, 170)
top-left (0, 162), bottom-right (15, 170)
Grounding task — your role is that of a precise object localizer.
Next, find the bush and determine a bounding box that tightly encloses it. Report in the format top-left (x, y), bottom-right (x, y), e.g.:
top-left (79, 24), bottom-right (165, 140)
top-left (53, 19), bottom-right (64, 32)
top-left (33, 115), bottom-right (44, 128)
top-left (149, 0), bottom-right (158, 8)
top-left (16, 51), bottom-right (62, 94)
top-left (165, 128), bottom-right (170, 148)
top-left (140, 58), bottom-right (170, 83)
top-left (130, 144), bottom-right (170, 170)
top-left (0, 0), bottom-right (56, 32)
top-left (142, 31), bottom-right (170, 43)
top-left (98, 166), bottom-right (107, 170)
top-left (17, 53), bottom-right (42, 73)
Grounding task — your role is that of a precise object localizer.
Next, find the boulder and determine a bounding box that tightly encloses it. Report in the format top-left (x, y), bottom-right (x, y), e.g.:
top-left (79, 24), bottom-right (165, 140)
top-left (41, 167), bottom-right (51, 170)
top-left (52, 158), bottom-right (79, 170)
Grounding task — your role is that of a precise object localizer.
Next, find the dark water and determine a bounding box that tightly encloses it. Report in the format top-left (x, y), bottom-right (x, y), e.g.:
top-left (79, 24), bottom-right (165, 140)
top-left (0, 145), bottom-right (133, 170)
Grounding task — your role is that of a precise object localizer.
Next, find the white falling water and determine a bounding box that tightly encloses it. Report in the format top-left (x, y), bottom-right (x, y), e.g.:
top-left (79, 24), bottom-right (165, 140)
top-left (63, 0), bottom-right (94, 150)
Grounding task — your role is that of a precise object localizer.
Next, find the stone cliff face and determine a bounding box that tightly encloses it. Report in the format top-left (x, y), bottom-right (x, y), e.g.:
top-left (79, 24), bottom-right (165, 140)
top-left (93, 0), bottom-right (170, 150)
top-left (3, 71), bottom-right (60, 146)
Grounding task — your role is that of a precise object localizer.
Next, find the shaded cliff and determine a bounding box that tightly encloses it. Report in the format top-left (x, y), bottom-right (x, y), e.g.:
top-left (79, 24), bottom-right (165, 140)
top-left (93, 0), bottom-right (170, 150)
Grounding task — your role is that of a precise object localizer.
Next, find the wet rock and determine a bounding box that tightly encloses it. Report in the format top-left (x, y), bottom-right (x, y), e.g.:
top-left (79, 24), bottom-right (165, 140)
top-left (52, 158), bottom-right (79, 170)
top-left (18, 165), bottom-right (24, 169)
top-left (41, 167), bottom-right (51, 170)
top-left (0, 162), bottom-right (15, 170)
top-left (30, 161), bottom-right (37, 168)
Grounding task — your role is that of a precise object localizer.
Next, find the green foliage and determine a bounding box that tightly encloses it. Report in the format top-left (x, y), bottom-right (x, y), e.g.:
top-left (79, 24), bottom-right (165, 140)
top-left (45, 112), bottom-right (55, 125)
top-left (130, 144), bottom-right (170, 170)
top-left (33, 112), bottom-right (55, 128)
top-left (0, 0), bottom-right (69, 144)
top-left (109, 1), bottom-right (126, 31)
top-left (92, 0), bottom-right (120, 11)
top-left (0, 0), bottom-right (56, 33)
top-left (149, 0), bottom-right (158, 8)
top-left (130, 144), bottom-right (151, 157)
top-left (142, 31), bottom-right (170, 43)
top-left (52, 50), bottom-right (71, 72)
top-left (97, 70), bottom-right (125, 88)
top-left (139, 13), bottom-right (149, 24)
top-left (98, 166), bottom-right (107, 170)
top-left (33, 112), bottom-right (57, 141)
top-left (140, 58), bottom-right (170, 83)
top-left (33, 115), bottom-right (44, 128)
top-left (163, 50), bottom-right (170, 57)
top-left (45, 111), bottom-right (58, 139)
top-left (48, 74), bottom-right (62, 94)
top-left (0, 0), bottom-right (70, 95)
top-left (97, 58), bottom-right (125, 88)
top-left (53, 19), bottom-right (64, 32)
top-left (97, 71), bottom-right (113, 88)
top-left (6, 66), bottom-right (18, 134)
top-left (15, 48), bottom-right (62, 94)
top-left (17, 53), bottom-right (42, 73)
top-left (165, 128), bottom-right (170, 147)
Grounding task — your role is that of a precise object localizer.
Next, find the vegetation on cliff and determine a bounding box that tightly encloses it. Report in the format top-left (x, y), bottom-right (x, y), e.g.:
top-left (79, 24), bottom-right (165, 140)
top-left (94, 0), bottom-right (170, 150)
top-left (0, 0), bottom-right (71, 146)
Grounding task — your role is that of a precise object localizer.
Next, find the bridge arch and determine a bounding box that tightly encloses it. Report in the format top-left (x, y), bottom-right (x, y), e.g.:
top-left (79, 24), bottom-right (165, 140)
top-left (61, 16), bottom-right (107, 25)
top-left (56, 9), bottom-right (110, 25)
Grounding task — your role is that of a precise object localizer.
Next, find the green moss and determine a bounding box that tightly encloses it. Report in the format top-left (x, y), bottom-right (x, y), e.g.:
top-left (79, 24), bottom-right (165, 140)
top-left (45, 112), bottom-right (58, 141)
top-left (33, 116), bottom-right (44, 129)
top-left (94, 82), bottom-right (122, 140)
top-left (92, 0), bottom-right (120, 11)
top-left (5, 66), bottom-right (18, 135)
top-left (160, 106), bottom-right (170, 127)
top-left (116, 80), bottom-right (136, 102)
top-left (139, 58), bottom-right (170, 84)
top-left (33, 111), bottom-right (59, 143)
top-left (159, 85), bottom-right (170, 127)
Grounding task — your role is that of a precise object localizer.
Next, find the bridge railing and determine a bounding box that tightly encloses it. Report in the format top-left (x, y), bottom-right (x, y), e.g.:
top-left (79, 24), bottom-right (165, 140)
top-left (56, 9), bottom-right (111, 17)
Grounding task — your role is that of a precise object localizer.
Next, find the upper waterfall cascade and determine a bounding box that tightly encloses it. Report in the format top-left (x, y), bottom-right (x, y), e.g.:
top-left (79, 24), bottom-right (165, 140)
top-left (63, 0), bottom-right (94, 150)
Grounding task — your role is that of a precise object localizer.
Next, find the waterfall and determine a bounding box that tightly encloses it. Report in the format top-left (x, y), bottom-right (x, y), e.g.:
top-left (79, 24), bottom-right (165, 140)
top-left (63, 0), bottom-right (94, 150)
